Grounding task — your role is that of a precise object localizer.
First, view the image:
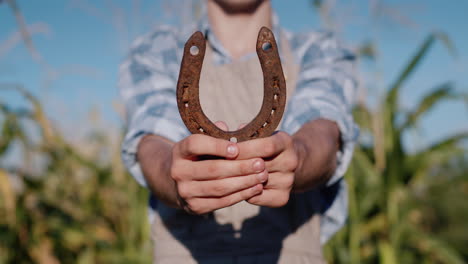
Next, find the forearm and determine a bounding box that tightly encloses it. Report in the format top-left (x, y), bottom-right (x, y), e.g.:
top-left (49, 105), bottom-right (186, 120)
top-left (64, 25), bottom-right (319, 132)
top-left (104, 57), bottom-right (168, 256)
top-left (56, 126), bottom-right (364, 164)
top-left (137, 134), bottom-right (180, 208)
top-left (292, 118), bottom-right (341, 192)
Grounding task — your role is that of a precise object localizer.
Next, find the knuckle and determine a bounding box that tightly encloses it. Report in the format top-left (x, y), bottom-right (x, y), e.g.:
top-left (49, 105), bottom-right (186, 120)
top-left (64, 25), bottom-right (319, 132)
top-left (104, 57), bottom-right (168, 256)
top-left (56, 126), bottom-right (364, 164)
top-left (171, 162), bottom-right (191, 181)
top-left (263, 141), bottom-right (276, 157)
top-left (246, 195), bottom-right (259, 204)
top-left (285, 153), bottom-right (299, 171)
top-left (212, 183), bottom-right (227, 196)
top-left (170, 165), bottom-right (182, 181)
top-left (275, 131), bottom-right (286, 138)
top-left (184, 136), bottom-right (197, 153)
top-left (206, 163), bottom-right (219, 176)
top-left (243, 178), bottom-right (253, 190)
top-left (241, 187), bottom-right (255, 200)
top-left (276, 193), bottom-right (290, 207)
top-left (280, 131), bottom-right (291, 141)
top-left (285, 174), bottom-right (295, 188)
top-left (251, 173), bottom-right (261, 185)
top-left (185, 200), bottom-right (201, 214)
top-left (177, 183), bottom-right (191, 199)
top-left (215, 139), bottom-right (227, 156)
top-left (277, 131), bottom-right (291, 146)
top-left (222, 194), bottom-right (238, 206)
top-left (191, 164), bottom-right (202, 179)
top-left (240, 160), bottom-right (253, 175)
top-left (187, 199), bottom-right (208, 215)
top-left (185, 134), bottom-right (206, 154)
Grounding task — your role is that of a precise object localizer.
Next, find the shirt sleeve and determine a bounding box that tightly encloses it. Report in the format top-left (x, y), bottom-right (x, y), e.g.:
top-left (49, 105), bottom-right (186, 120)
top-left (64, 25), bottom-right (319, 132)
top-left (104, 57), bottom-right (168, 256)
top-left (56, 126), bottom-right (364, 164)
top-left (119, 29), bottom-right (189, 187)
top-left (281, 32), bottom-right (359, 186)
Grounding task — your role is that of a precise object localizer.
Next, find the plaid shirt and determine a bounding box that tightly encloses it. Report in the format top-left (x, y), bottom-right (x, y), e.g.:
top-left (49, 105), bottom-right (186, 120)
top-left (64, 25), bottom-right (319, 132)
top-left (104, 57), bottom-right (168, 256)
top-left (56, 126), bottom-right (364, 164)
top-left (119, 14), bottom-right (359, 244)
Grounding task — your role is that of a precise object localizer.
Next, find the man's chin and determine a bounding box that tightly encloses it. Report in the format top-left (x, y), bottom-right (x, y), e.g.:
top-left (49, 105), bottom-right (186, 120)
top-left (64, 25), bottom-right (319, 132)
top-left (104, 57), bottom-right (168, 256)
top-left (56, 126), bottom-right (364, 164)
top-left (213, 0), bottom-right (266, 14)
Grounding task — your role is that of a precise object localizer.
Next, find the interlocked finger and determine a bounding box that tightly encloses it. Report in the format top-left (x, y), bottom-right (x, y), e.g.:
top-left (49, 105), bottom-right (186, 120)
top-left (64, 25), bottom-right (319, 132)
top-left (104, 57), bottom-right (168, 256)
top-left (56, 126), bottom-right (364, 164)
top-left (187, 170), bottom-right (268, 198)
top-left (187, 158), bottom-right (265, 180)
top-left (185, 184), bottom-right (264, 214)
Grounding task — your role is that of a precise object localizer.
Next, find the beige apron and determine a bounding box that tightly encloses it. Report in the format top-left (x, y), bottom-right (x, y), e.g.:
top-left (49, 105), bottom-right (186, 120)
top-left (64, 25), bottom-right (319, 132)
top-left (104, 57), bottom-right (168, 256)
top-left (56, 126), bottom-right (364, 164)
top-left (151, 33), bottom-right (325, 264)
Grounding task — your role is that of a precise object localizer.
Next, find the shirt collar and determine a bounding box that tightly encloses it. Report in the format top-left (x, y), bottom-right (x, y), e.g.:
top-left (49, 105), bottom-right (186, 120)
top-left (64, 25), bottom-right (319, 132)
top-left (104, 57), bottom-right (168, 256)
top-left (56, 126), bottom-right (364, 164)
top-left (196, 11), bottom-right (283, 63)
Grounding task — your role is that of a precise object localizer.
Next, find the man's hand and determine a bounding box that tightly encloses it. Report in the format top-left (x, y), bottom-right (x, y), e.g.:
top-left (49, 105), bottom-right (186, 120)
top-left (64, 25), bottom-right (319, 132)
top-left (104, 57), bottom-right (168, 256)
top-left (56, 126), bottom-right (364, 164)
top-left (170, 133), bottom-right (269, 215)
top-left (138, 119), bottom-right (338, 213)
top-left (236, 131), bottom-right (299, 207)
top-left (233, 119), bottom-right (341, 207)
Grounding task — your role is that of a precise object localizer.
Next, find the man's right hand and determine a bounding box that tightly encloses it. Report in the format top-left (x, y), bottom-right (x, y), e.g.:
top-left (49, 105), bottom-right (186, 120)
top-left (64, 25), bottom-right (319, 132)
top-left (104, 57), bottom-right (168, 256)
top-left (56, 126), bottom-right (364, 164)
top-left (170, 133), bottom-right (268, 215)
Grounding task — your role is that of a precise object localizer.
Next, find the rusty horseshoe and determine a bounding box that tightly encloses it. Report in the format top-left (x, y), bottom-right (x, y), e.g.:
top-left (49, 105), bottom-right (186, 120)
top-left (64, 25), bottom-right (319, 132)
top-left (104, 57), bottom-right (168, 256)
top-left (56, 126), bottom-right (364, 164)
top-left (176, 26), bottom-right (286, 142)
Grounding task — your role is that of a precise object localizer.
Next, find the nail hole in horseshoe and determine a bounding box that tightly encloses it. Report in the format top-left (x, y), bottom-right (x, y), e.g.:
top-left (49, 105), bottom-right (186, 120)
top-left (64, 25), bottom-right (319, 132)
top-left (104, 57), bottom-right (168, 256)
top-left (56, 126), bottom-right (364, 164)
top-left (190, 45), bottom-right (199, 55)
top-left (262, 42), bottom-right (272, 51)
top-left (274, 94), bottom-right (278, 100)
top-left (230, 137), bottom-right (238, 143)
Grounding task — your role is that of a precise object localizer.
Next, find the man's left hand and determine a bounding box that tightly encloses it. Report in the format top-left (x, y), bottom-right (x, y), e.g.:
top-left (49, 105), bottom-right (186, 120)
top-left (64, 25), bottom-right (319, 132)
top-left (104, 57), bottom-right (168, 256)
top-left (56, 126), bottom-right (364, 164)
top-left (236, 131), bottom-right (300, 207)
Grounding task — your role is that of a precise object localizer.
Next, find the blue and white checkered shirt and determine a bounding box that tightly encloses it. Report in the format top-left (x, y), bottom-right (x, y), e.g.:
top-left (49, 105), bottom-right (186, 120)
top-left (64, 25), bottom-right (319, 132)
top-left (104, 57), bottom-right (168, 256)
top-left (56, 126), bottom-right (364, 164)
top-left (119, 15), bottom-right (359, 244)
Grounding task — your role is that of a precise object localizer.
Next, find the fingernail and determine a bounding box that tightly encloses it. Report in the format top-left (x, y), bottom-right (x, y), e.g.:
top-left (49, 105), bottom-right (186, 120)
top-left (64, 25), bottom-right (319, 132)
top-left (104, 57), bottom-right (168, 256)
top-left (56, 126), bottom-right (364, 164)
top-left (256, 171), bottom-right (268, 183)
top-left (253, 160), bottom-right (264, 173)
top-left (252, 184), bottom-right (262, 193)
top-left (227, 144), bottom-right (237, 156)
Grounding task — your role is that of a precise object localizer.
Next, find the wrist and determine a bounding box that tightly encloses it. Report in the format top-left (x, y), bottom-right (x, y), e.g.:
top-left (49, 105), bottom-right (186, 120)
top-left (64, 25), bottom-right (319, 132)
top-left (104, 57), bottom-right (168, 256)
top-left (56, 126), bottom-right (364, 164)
top-left (291, 137), bottom-right (308, 190)
top-left (290, 119), bottom-right (341, 192)
top-left (138, 134), bottom-right (180, 208)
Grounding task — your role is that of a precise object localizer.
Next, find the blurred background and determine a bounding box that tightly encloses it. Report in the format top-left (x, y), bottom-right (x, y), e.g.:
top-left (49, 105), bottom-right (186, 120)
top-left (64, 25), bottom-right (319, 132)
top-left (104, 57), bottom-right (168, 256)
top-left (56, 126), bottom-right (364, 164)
top-left (0, 0), bottom-right (467, 263)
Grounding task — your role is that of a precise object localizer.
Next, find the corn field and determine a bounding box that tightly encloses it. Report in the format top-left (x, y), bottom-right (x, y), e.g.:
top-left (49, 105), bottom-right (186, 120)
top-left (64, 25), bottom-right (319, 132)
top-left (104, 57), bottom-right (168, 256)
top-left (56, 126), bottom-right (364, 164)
top-left (0, 86), bottom-right (152, 263)
top-left (323, 33), bottom-right (468, 264)
top-left (1, 32), bottom-right (467, 263)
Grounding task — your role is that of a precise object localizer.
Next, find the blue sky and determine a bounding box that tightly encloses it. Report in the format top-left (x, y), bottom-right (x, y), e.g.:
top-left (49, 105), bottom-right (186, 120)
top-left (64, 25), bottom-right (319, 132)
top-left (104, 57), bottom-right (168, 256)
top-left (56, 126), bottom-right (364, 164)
top-left (1, 0), bottom-right (467, 151)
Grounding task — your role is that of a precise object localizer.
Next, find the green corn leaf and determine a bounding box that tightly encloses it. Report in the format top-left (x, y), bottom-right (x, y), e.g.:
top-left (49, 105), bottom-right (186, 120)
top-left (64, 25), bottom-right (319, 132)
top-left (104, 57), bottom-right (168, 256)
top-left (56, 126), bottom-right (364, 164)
top-left (378, 241), bottom-right (397, 264)
top-left (385, 32), bottom-right (455, 118)
top-left (360, 213), bottom-right (386, 240)
top-left (410, 131), bottom-right (468, 177)
top-left (353, 103), bottom-right (373, 131)
top-left (351, 148), bottom-right (383, 216)
top-left (409, 147), bottom-right (465, 188)
top-left (410, 230), bottom-right (465, 264)
top-left (380, 33), bottom-right (454, 166)
top-left (1, 83), bottom-right (59, 145)
top-left (400, 82), bottom-right (456, 131)
top-left (0, 113), bottom-right (20, 156)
